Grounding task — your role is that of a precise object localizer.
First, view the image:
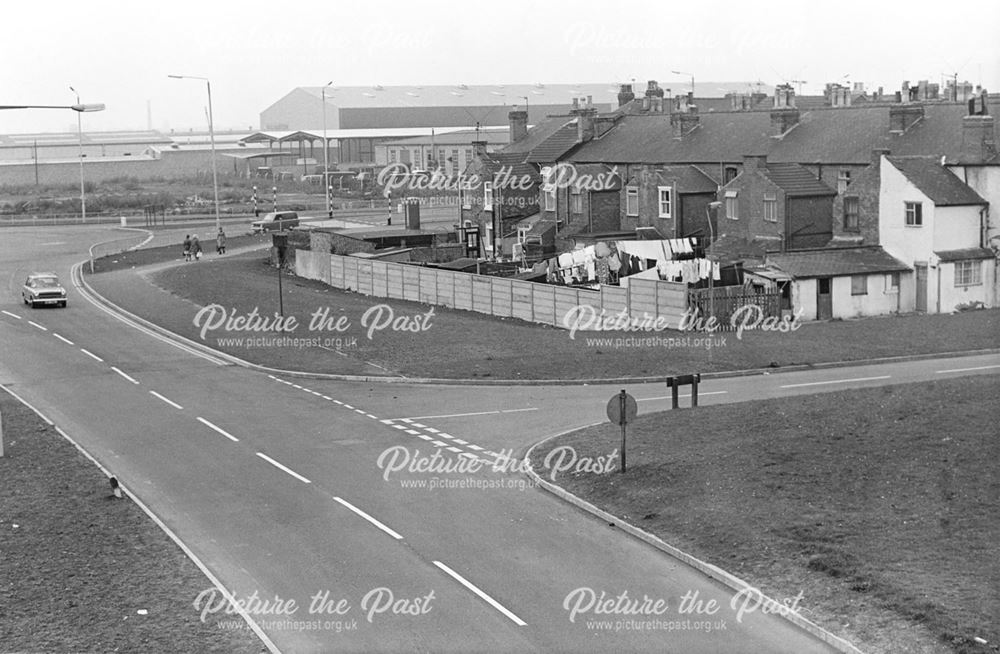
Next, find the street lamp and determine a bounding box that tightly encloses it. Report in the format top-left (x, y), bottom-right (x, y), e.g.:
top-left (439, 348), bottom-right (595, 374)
top-left (168, 74), bottom-right (221, 234)
top-left (322, 81), bottom-right (334, 218)
top-left (67, 88), bottom-right (105, 223)
top-left (671, 70), bottom-right (695, 97)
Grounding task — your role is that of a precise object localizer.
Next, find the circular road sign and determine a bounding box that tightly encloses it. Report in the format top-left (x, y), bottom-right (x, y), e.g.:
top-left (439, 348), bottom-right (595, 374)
top-left (606, 392), bottom-right (638, 426)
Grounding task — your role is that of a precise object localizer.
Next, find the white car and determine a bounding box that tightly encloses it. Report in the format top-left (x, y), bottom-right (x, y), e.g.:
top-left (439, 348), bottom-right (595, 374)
top-left (22, 272), bottom-right (68, 308)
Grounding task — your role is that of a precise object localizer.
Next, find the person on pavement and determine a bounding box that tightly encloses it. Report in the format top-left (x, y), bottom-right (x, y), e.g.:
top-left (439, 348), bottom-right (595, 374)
top-left (182, 234), bottom-right (191, 261)
top-left (216, 228), bottom-right (227, 255)
top-left (191, 235), bottom-right (202, 261)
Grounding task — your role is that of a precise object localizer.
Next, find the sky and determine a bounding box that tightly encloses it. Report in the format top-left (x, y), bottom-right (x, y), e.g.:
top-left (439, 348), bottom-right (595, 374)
top-left (2, 0), bottom-right (998, 135)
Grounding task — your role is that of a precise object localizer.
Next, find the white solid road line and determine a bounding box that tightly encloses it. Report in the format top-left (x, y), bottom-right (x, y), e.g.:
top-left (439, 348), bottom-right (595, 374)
top-left (111, 366), bottom-right (140, 385)
top-left (432, 560), bottom-right (527, 627)
top-left (28, 320), bottom-right (47, 331)
top-left (1, 310), bottom-right (22, 319)
top-left (197, 417), bottom-right (240, 443)
top-left (79, 348), bottom-right (104, 362)
top-left (149, 390), bottom-right (184, 410)
top-left (637, 390), bottom-right (729, 402)
top-left (256, 452), bottom-right (312, 484)
top-left (936, 364), bottom-right (1000, 374)
top-left (780, 375), bottom-right (891, 389)
top-left (53, 333), bottom-right (74, 345)
top-left (397, 407), bottom-right (538, 421)
top-left (333, 496), bottom-right (403, 540)
top-left (0, 384), bottom-right (54, 425)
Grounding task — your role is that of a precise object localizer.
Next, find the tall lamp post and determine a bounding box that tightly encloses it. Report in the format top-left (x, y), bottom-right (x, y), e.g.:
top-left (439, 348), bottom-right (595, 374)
top-left (69, 88), bottom-right (107, 222)
top-left (168, 74), bottom-right (221, 234)
top-left (322, 81), bottom-right (334, 218)
top-left (1, 99), bottom-right (105, 222)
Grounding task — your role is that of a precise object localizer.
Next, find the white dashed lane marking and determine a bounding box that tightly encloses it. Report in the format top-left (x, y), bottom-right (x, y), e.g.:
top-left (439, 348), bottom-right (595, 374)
top-left (2, 310), bottom-right (22, 319)
top-left (53, 333), bottom-right (74, 345)
top-left (149, 390), bottom-right (183, 410)
top-left (111, 366), bottom-right (140, 385)
top-left (28, 320), bottom-right (47, 331)
top-left (80, 348), bottom-right (104, 362)
top-left (256, 452), bottom-right (311, 484)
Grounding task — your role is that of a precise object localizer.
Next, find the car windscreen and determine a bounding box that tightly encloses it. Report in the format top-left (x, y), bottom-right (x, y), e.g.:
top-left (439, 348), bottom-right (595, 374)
top-left (32, 278), bottom-right (61, 287)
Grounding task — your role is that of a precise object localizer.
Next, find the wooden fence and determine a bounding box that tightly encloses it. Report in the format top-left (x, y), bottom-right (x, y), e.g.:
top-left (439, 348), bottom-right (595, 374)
top-left (296, 250), bottom-right (690, 330)
top-left (687, 285), bottom-right (782, 331)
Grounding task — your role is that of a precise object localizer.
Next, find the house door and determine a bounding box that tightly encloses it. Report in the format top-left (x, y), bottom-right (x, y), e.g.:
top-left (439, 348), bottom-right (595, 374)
top-left (914, 263), bottom-right (927, 312)
top-left (816, 277), bottom-right (833, 320)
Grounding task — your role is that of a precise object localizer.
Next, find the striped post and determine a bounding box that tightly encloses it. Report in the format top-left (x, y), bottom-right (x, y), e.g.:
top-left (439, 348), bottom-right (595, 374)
top-left (272, 186), bottom-right (277, 212)
top-left (252, 185), bottom-right (258, 217)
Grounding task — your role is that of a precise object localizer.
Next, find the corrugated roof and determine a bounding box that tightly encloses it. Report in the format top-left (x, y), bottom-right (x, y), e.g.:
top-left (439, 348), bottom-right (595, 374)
top-left (298, 84), bottom-right (621, 109)
top-left (887, 156), bottom-right (987, 205)
top-left (383, 127), bottom-right (509, 147)
top-left (764, 163), bottom-right (836, 196)
top-left (766, 247), bottom-right (911, 278)
top-left (525, 122), bottom-right (580, 163)
top-left (935, 247), bottom-right (996, 261)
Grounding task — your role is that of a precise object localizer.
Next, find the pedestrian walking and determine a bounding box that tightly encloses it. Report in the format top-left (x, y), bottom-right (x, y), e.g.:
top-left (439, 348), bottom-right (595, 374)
top-left (182, 234), bottom-right (191, 261)
top-left (191, 235), bottom-right (202, 261)
top-left (216, 228), bottom-right (227, 255)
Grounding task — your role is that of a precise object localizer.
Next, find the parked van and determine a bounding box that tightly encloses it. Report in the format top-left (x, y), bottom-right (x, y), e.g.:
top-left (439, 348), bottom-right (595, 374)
top-left (251, 211), bottom-right (299, 234)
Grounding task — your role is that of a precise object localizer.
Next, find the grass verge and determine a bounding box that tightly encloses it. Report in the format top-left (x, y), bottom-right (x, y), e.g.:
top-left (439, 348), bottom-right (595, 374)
top-left (0, 393), bottom-right (265, 653)
top-left (529, 376), bottom-right (1000, 654)
top-left (86, 253), bottom-right (1000, 380)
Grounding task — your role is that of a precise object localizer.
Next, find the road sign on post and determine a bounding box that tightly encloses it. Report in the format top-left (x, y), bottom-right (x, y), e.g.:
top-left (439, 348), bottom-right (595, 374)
top-left (606, 389), bottom-right (637, 473)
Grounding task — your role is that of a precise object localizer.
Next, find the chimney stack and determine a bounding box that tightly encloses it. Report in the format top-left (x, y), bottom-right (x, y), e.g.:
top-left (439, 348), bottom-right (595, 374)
top-left (961, 112), bottom-right (997, 163)
top-left (770, 84), bottom-right (800, 136)
top-left (617, 83), bottom-right (635, 107)
top-left (571, 100), bottom-right (598, 142)
top-left (871, 148), bottom-right (890, 166)
top-left (742, 154), bottom-right (768, 174)
top-left (471, 140), bottom-right (489, 159)
top-left (508, 110), bottom-right (528, 142)
top-left (644, 80), bottom-right (664, 113)
top-left (889, 104), bottom-right (924, 133)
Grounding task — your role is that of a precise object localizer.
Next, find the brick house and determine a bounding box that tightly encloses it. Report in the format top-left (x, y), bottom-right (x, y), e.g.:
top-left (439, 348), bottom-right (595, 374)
top-left (716, 154), bottom-right (836, 251)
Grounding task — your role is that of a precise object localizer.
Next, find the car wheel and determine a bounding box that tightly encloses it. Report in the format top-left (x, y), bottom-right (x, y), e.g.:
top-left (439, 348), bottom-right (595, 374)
top-left (60, 301), bottom-right (67, 308)
top-left (27, 297), bottom-right (34, 308)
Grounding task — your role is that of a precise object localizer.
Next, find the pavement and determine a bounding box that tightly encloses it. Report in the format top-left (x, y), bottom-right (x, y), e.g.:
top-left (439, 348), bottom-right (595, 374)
top-left (4, 223), bottom-right (998, 653)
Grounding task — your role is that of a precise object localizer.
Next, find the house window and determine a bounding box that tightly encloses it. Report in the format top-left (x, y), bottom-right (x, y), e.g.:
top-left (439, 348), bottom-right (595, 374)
top-left (851, 274), bottom-right (867, 295)
top-left (625, 186), bottom-right (639, 216)
top-left (724, 166), bottom-right (739, 184)
top-left (438, 148), bottom-right (446, 169)
top-left (484, 181), bottom-right (493, 209)
top-left (657, 186), bottom-right (672, 218)
top-left (837, 169), bottom-right (851, 194)
top-left (885, 272), bottom-right (900, 293)
top-left (412, 149), bottom-right (421, 167)
top-left (465, 148), bottom-right (473, 166)
top-left (725, 190), bottom-right (738, 220)
top-left (542, 167), bottom-right (556, 211)
top-left (389, 149), bottom-right (397, 163)
top-left (570, 186), bottom-right (582, 214)
top-left (843, 196), bottom-right (860, 231)
top-left (905, 201), bottom-right (923, 226)
top-left (461, 179), bottom-right (472, 209)
top-left (451, 149), bottom-right (459, 174)
top-left (763, 193), bottom-right (777, 222)
top-left (954, 260), bottom-right (982, 287)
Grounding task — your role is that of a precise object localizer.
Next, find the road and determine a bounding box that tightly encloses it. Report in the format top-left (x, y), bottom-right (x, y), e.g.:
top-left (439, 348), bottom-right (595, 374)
top-left (3, 223), bottom-right (995, 653)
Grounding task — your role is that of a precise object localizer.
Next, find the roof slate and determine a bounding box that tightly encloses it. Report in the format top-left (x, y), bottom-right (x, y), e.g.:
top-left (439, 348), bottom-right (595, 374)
top-left (568, 103), bottom-right (999, 166)
top-left (656, 165), bottom-right (719, 193)
top-left (764, 163), bottom-right (836, 196)
top-left (766, 247), bottom-right (911, 278)
top-left (887, 156), bottom-right (988, 205)
top-left (525, 122), bottom-right (580, 163)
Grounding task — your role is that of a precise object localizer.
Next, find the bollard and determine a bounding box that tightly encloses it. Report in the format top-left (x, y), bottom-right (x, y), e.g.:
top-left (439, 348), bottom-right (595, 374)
top-left (0, 407), bottom-right (5, 457)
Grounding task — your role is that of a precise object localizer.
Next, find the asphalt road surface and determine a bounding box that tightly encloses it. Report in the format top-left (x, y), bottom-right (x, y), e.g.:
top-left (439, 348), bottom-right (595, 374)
top-left (3, 224), bottom-right (996, 653)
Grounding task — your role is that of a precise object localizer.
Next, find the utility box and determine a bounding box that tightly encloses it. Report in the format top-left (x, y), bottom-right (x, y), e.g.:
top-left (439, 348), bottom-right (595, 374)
top-left (404, 198), bottom-right (420, 229)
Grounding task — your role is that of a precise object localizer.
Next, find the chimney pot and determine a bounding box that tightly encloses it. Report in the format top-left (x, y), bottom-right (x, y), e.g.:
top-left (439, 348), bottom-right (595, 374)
top-left (508, 110), bottom-right (528, 142)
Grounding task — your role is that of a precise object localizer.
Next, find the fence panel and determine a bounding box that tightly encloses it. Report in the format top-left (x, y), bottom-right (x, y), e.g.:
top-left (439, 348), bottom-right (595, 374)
top-left (491, 278), bottom-right (513, 318)
top-left (511, 280), bottom-right (535, 322)
top-left (600, 286), bottom-right (628, 316)
top-left (329, 255), bottom-right (345, 288)
top-left (471, 276), bottom-right (493, 314)
top-left (356, 260), bottom-right (373, 296)
top-left (370, 261), bottom-right (389, 297)
top-left (343, 257), bottom-right (359, 291)
top-left (386, 263), bottom-right (405, 299)
top-left (532, 284), bottom-right (557, 326)
top-left (401, 266), bottom-right (421, 302)
top-left (419, 268), bottom-right (438, 304)
top-left (437, 271), bottom-right (456, 308)
top-left (454, 273), bottom-right (474, 310)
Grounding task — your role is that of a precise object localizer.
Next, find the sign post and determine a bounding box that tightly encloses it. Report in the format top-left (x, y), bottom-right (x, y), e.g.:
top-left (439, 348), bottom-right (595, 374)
top-left (606, 389), bottom-right (638, 473)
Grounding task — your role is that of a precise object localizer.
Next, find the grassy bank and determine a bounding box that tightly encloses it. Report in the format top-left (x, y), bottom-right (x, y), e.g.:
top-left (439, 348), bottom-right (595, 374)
top-left (0, 393), bottom-right (264, 653)
top-left (86, 252), bottom-right (1000, 380)
top-left (529, 376), bottom-right (1000, 653)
